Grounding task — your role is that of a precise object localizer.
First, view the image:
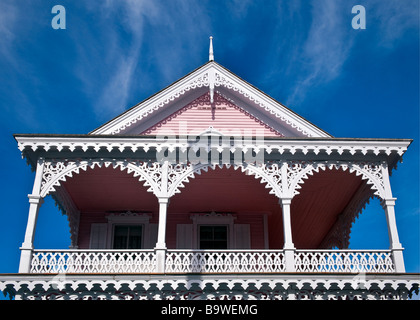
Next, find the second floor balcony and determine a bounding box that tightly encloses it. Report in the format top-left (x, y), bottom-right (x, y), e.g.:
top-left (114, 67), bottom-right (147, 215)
top-left (29, 248), bottom-right (396, 274)
top-left (15, 143), bottom-right (410, 276)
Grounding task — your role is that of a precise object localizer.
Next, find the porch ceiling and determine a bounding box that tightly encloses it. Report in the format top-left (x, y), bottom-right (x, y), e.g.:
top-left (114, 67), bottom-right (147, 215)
top-left (61, 167), bottom-right (158, 212)
top-left (169, 167), bottom-right (366, 249)
top-left (291, 169), bottom-right (366, 249)
top-left (60, 165), bottom-right (368, 249)
top-left (169, 167), bottom-right (280, 213)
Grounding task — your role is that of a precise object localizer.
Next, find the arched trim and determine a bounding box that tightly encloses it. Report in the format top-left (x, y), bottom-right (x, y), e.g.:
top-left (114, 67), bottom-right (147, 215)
top-left (166, 162), bottom-right (283, 199)
top-left (289, 161), bottom-right (387, 200)
top-left (40, 159), bottom-right (163, 198)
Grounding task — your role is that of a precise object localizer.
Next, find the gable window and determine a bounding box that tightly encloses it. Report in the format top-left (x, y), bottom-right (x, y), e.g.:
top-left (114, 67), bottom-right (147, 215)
top-left (199, 225), bottom-right (228, 249)
top-left (113, 225), bottom-right (142, 249)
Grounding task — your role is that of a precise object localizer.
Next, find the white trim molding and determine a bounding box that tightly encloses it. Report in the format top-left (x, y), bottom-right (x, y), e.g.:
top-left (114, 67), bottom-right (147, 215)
top-left (1, 273), bottom-right (418, 300)
top-left (36, 158), bottom-right (397, 201)
top-left (14, 135), bottom-right (411, 179)
top-left (88, 62), bottom-right (331, 137)
top-left (14, 135), bottom-right (411, 158)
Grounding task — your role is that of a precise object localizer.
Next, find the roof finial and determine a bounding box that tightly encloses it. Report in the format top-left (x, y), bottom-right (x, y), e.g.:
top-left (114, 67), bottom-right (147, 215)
top-left (209, 36), bottom-right (214, 61)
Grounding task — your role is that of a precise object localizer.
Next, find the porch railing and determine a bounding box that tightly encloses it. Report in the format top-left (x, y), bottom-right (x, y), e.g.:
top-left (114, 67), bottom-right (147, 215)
top-left (165, 249), bottom-right (286, 273)
top-left (28, 249), bottom-right (396, 274)
top-left (30, 249), bottom-right (156, 273)
top-left (294, 250), bottom-right (395, 273)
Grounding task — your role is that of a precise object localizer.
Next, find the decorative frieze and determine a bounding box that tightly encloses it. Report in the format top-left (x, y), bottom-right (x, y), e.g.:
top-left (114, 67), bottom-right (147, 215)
top-left (284, 160), bottom-right (387, 199)
top-left (40, 159), bottom-right (164, 198)
top-left (214, 72), bottom-right (314, 136)
top-left (108, 72), bottom-right (210, 134)
top-left (1, 273), bottom-right (418, 300)
top-left (15, 136), bottom-right (411, 163)
top-left (163, 160), bottom-right (388, 200)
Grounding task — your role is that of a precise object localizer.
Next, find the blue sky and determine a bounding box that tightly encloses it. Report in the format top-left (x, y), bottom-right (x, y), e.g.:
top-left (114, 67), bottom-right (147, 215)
top-left (0, 0), bottom-right (419, 274)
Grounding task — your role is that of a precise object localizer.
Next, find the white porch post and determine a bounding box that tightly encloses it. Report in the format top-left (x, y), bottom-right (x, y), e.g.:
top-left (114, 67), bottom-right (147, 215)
top-left (156, 197), bottom-right (169, 249)
top-left (281, 198), bottom-right (296, 272)
top-left (155, 197), bottom-right (169, 272)
top-left (380, 163), bottom-right (405, 273)
top-left (381, 198), bottom-right (405, 272)
top-left (154, 161), bottom-right (169, 273)
top-left (19, 158), bottom-right (44, 273)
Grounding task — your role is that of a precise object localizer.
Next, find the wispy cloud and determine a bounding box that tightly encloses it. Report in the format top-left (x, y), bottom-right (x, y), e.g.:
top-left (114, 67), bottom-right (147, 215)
top-left (74, 1), bottom-right (211, 121)
top-left (226, 0), bottom-right (255, 18)
top-left (368, 0), bottom-right (419, 48)
top-left (283, 0), bottom-right (418, 108)
top-left (0, 0), bottom-right (18, 62)
top-left (0, 1), bottom-right (46, 131)
top-left (73, 1), bottom-right (149, 120)
top-left (286, 1), bottom-right (352, 106)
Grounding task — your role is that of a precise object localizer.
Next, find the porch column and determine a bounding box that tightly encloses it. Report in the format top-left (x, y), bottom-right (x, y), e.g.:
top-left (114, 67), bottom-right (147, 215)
top-left (280, 198), bottom-right (296, 272)
top-left (155, 197), bottom-right (169, 273)
top-left (381, 198), bottom-right (405, 273)
top-left (380, 163), bottom-right (405, 273)
top-left (19, 158), bottom-right (44, 273)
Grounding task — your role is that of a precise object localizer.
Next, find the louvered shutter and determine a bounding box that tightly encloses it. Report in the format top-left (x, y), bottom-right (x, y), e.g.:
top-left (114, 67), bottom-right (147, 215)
top-left (234, 224), bottom-right (251, 249)
top-left (148, 223), bottom-right (158, 248)
top-left (90, 223), bottom-right (107, 249)
top-left (176, 224), bottom-right (193, 249)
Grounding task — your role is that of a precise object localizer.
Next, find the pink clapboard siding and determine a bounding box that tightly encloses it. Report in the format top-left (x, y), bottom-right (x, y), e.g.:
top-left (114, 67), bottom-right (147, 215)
top-left (141, 92), bottom-right (282, 137)
top-left (77, 211), bottom-right (266, 249)
top-left (165, 213), bottom-right (266, 249)
top-left (77, 212), bottom-right (108, 249)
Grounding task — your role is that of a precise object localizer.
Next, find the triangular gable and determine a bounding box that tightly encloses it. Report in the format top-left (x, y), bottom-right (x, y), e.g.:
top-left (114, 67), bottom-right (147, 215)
top-left (90, 61), bottom-right (331, 138)
top-left (141, 92), bottom-right (282, 137)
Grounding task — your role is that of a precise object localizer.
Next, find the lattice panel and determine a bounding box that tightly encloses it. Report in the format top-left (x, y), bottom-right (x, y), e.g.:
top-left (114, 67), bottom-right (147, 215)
top-left (294, 250), bottom-right (395, 273)
top-left (31, 250), bottom-right (156, 273)
top-left (30, 249), bottom-right (396, 274)
top-left (165, 250), bottom-right (286, 273)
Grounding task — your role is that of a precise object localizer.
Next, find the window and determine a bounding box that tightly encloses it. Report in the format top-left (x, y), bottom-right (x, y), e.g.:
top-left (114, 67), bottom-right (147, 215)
top-left (199, 225), bottom-right (228, 249)
top-left (90, 213), bottom-right (156, 249)
top-left (113, 225), bottom-right (142, 249)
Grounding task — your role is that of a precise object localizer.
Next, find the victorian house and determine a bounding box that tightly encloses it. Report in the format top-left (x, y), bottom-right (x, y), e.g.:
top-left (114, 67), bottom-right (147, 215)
top-left (1, 39), bottom-right (418, 300)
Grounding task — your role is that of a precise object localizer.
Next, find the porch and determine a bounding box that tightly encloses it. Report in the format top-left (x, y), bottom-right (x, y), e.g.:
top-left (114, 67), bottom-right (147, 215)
top-left (28, 248), bottom-right (396, 274)
top-left (14, 136), bottom-right (412, 277)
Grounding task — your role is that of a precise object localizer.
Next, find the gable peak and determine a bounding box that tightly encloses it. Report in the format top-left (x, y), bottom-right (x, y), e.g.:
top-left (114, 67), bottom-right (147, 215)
top-left (90, 60), bottom-right (331, 138)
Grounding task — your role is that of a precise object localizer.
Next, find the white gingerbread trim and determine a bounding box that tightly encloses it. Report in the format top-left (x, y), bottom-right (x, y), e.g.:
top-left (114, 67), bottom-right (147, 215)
top-left (166, 162), bottom-right (282, 199)
top-left (165, 160), bottom-right (391, 202)
top-left (1, 273), bottom-right (418, 300)
top-left (319, 182), bottom-right (376, 249)
top-left (89, 62), bottom-right (331, 137)
top-left (40, 159), bottom-right (164, 198)
top-left (15, 135), bottom-right (411, 161)
top-left (287, 160), bottom-right (387, 199)
top-left (51, 185), bottom-right (80, 248)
